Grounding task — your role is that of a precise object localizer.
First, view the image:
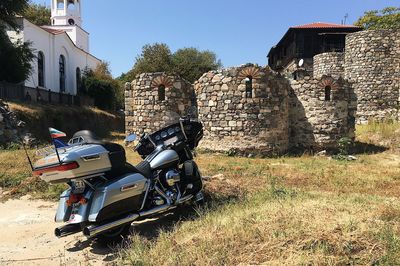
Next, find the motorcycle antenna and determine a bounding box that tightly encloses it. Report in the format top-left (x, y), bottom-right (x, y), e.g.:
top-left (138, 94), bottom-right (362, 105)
top-left (21, 139), bottom-right (34, 171)
top-left (14, 120), bottom-right (34, 171)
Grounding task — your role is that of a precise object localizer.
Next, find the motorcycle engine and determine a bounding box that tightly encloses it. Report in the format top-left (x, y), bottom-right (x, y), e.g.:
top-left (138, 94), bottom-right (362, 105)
top-left (164, 169), bottom-right (180, 187)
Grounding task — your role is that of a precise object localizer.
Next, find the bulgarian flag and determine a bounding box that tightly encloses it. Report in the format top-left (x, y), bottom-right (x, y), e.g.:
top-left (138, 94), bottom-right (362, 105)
top-left (49, 128), bottom-right (67, 139)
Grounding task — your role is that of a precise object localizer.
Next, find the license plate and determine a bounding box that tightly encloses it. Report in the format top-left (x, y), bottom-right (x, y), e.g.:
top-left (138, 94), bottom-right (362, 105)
top-left (68, 204), bottom-right (81, 223)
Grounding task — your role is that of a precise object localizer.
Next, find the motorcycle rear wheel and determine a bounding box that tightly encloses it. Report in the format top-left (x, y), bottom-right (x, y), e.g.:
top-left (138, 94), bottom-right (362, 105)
top-left (97, 223), bottom-right (131, 244)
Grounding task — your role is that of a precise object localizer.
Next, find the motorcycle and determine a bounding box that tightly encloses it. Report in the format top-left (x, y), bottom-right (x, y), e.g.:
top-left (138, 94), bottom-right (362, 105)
top-left (31, 117), bottom-right (204, 241)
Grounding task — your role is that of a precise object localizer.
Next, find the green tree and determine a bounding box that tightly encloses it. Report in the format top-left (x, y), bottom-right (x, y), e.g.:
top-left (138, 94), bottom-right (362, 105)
top-left (81, 62), bottom-right (123, 110)
top-left (120, 43), bottom-right (221, 83)
top-left (123, 43), bottom-right (172, 82)
top-left (23, 2), bottom-right (51, 26)
top-left (355, 7), bottom-right (400, 30)
top-left (172, 47), bottom-right (221, 82)
top-left (0, 0), bottom-right (34, 83)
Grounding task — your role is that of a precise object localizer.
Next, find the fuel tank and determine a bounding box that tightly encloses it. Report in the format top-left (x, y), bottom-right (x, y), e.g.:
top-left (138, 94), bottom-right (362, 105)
top-left (149, 150), bottom-right (179, 170)
top-left (88, 173), bottom-right (148, 222)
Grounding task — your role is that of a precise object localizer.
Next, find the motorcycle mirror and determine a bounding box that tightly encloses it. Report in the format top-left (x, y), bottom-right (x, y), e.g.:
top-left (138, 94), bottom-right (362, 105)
top-left (125, 133), bottom-right (137, 143)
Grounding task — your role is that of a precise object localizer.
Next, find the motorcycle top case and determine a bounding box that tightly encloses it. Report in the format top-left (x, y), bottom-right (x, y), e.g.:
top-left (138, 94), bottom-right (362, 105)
top-left (34, 144), bottom-right (112, 184)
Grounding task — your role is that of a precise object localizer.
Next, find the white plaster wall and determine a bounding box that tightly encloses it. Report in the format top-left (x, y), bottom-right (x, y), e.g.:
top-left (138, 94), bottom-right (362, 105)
top-left (21, 19), bottom-right (100, 95)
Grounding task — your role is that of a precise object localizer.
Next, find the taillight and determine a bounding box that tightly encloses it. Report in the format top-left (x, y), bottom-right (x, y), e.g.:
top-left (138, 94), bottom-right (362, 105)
top-left (33, 162), bottom-right (79, 176)
top-left (66, 193), bottom-right (86, 206)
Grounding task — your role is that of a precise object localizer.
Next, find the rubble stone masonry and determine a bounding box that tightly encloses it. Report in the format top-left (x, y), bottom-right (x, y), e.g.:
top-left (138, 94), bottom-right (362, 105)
top-left (345, 29), bottom-right (400, 123)
top-left (125, 73), bottom-right (194, 135)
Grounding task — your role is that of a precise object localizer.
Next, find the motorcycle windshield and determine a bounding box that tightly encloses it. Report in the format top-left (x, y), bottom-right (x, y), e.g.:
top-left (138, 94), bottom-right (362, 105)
top-left (134, 107), bottom-right (203, 157)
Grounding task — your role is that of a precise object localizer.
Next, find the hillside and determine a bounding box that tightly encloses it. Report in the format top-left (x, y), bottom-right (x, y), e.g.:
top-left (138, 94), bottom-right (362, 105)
top-left (8, 101), bottom-right (123, 142)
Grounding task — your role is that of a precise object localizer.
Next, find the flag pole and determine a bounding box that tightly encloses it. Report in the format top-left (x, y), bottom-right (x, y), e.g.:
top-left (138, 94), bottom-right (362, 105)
top-left (49, 128), bottom-right (62, 165)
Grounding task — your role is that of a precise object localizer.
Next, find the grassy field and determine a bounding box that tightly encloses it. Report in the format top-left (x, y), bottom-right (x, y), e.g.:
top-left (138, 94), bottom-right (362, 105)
top-left (1, 122), bottom-right (400, 264)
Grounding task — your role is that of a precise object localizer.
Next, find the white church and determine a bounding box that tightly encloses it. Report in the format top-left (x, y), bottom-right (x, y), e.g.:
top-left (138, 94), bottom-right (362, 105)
top-left (7, 0), bottom-right (101, 96)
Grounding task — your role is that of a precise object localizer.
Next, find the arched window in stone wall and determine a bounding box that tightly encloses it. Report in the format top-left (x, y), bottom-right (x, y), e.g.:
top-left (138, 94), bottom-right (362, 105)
top-left (318, 76), bottom-right (339, 102)
top-left (38, 51), bottom-right (45, 87)
top-left (325, 86), bottom-right (331, 101)
top-left (152, 75), bottom-right (172, 102)
top-left (245, 76), bottom-right (253, 98)
top-left (158, 85), bottom-right (166, 101)
top-left (238, 66), bottom-right (262, 99)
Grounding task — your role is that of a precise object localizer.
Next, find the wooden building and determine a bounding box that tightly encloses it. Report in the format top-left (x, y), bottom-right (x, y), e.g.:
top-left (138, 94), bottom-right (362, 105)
top-left (268, 22), bottom-right (362, 71)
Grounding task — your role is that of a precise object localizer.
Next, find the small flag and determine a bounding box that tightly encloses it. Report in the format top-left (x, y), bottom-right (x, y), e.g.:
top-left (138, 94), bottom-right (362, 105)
top-left (49, 127), bottom-right (66, 139)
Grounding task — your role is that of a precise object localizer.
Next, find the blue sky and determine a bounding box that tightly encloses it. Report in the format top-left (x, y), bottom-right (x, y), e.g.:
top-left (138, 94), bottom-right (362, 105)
top-left (32, 0), bottom-right (398, 77)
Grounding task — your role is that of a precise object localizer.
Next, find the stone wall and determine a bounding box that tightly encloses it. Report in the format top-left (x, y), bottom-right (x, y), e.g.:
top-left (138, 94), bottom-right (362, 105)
top-left (313, 52), bottom-right (344, 79)
top-left (125, 73), bottom-right (195, 135)
top-left (0, 100), bottom-right (24, 146)
top-left (289, 75), bottom-right (356, 150)
top-left (344, 29), bottom-right (400, 123)
top-left (195, 65), bottom-right (290, 155)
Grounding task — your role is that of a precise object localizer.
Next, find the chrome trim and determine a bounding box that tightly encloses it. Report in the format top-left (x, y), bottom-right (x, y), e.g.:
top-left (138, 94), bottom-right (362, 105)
top-left (83, 203), bottom-right (177, 238)
top-left (81, 153), bottom-right (101, 162)
top-left (139, 180), bottom-right (151, 211)
top-left (55, 224), bottom-right (81, 238)
top-left (83, 213), bottom-right (140, 238)
top-left (120, 183), bottom-right (138, 192)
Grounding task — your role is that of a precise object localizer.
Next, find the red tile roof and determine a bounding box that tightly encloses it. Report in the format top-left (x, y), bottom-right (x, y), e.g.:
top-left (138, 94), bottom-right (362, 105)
top-left (40, 27), bottom-right (65, 35)
top-left (291, 22), bottom-right (361, 29)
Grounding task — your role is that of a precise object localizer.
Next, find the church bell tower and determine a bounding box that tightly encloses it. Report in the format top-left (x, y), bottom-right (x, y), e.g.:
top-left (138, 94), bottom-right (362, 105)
top-left (51, 0), bottom-right (82, 27)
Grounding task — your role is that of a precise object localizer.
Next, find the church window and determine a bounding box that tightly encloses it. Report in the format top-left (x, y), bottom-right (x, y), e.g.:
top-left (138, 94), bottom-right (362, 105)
top-left (325, 86), bottom-right (331, 101)
top-left (245, 76), bottom-right (253, 98)
top-left (59, 55), bottom-right (66, 93)
top-left (68, 0), bottom-right (76, 10)
top-left (76, 67), bottom-right (81, 93)
top-left (38, 52), bottom-right (45, 87)
top-left (158, 85), bottom-right (165, 101)
top-left (57, 0), bottom-right (64, 9)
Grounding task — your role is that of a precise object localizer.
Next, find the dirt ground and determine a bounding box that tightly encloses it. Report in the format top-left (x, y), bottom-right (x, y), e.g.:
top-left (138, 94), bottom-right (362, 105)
top-left (0, 195), bottom-right (196, 266)
top-left (0, 196), bottom-right (116, 266)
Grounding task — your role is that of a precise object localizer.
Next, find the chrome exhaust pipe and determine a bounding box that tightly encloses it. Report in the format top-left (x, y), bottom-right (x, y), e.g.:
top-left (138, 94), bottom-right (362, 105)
top-left (83, 204), bottom-right (174, 238)
top-left (55, 224), bottom-right (81, 238)
top-left (83, 213), bottom-right (140, 238)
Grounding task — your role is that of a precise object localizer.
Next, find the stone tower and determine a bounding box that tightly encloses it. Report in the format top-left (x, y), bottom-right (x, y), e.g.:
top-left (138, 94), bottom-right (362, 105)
top-left (195, 64), bottom-right (291, 155)
top-left (344, 30), bottom-right (400, 123)
top-left (125, 73), bottom-right (195, 135)
top-left (51, 0), bottom-right (82, 27)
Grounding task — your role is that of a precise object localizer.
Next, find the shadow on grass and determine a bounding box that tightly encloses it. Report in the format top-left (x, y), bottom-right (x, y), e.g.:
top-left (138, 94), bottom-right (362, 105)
top-left (351, 141), bottom-right (388, 155)
top-left (287, 141), bottom-right (389, 157)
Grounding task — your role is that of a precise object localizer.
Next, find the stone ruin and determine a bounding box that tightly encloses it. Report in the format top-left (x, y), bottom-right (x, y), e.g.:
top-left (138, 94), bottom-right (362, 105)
top-left (195, 65), bottom-right (290, 154)
top-left (124, 29), bottom-right (399, 156)
top-left (125, 65), bottom-right (356, 155)
top-left (125, 73), bottom-right (195, 135)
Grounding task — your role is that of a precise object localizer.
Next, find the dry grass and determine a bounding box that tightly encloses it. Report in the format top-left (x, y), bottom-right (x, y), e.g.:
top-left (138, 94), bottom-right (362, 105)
top-left (119, 122), bottom-right (400, 265)
top-left (120, 191), bottom-right (400, 265)
top-left (8, 102), bottom-right (117, 119)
